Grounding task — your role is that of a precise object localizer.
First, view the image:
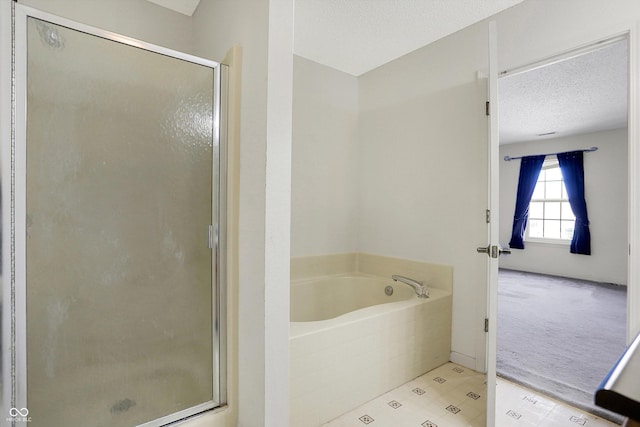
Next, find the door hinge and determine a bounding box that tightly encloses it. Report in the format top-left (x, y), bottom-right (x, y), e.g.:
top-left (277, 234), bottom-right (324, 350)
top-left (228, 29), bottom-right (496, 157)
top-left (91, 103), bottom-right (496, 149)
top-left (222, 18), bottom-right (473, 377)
top-left (485, 101), bottom-right (490, 116)
top-left (208, 224), bottom-right (214, 249)
top-left (485, 209), bottom-right (491, 224)
top-left (484, 318), bottom-right (489, 333)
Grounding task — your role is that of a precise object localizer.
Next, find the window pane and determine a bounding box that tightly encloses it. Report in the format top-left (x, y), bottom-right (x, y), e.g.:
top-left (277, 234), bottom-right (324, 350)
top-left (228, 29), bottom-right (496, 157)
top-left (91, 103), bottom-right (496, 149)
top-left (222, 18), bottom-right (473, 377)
top-left (546, 166), bottom-right (563, 181)
top-left (544, 220), bottom-right (561, 238)
top-left (561, 202), bottom-right (575, 220)
top-left (529, 219), bottom-right (543, 238)
top-left (561, 182), bottom-right (569, 199)
top-left (546, 181), bottom-right (562, 199)
top-left (545, 202), bottom-right (561, 220)
top-left (529, 202), bottom-right (544, 219)
top-left (526, 163), bottom-right (572, 243)
top-left (561, 220), bottom-right (575, 240)
top-left (531, 181), bottom-right (544, 199)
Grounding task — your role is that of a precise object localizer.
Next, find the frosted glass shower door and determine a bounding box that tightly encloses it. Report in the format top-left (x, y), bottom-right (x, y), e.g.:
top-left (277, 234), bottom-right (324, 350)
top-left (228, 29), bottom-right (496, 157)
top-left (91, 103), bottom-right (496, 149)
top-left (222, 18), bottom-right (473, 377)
top-left (20, 11), bottom-right (223, 427)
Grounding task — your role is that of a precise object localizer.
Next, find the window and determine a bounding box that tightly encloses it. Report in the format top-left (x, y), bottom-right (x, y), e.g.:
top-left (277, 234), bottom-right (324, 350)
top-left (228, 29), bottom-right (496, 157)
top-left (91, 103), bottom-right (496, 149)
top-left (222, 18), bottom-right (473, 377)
top-left (526, 159), bottom-right (575, 242)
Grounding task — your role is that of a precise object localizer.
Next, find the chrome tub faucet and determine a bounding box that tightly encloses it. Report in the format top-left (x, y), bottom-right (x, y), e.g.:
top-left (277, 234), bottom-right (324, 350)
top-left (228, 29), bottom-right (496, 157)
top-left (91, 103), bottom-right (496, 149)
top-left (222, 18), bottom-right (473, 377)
top-left (392, 275), bottom-right (429, 298)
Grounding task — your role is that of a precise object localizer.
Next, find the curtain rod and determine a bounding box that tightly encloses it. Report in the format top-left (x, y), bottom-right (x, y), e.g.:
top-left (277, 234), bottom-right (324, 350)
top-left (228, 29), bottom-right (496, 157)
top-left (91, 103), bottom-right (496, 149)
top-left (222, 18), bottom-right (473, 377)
top-left (503, 146), bottom-right (598, 162)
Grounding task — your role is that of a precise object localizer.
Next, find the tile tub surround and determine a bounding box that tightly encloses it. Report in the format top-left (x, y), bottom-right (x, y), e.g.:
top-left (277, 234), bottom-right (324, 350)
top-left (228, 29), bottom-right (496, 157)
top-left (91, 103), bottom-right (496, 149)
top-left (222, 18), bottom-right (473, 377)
top-left (290, 253), bottom-right (453, 427)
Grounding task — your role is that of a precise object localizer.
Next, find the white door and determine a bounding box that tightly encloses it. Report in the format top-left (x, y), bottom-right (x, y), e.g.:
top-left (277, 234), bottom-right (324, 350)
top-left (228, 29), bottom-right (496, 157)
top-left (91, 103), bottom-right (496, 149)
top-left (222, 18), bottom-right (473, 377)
top-left (480, 21), bottom-right (500, 427)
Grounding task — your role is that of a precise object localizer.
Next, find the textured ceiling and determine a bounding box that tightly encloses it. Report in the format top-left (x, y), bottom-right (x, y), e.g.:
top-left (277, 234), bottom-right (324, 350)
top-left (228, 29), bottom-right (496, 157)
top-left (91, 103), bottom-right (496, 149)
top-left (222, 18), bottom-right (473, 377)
top-left (294, 0), bottom-right (524, 76)
top-left (499, 40), bottom-right (628, 144)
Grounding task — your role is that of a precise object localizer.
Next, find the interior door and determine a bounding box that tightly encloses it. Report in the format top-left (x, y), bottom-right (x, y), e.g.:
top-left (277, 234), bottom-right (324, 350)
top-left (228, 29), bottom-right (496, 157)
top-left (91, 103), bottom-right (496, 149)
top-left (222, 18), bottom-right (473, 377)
top-left (485, 20), bottom-right (500, 427)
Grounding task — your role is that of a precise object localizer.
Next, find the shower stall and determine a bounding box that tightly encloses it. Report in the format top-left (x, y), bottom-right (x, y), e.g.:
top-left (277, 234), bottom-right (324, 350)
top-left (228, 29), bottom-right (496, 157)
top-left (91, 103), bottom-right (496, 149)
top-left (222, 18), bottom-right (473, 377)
top-left (1, 4), bottom-right (227, 426)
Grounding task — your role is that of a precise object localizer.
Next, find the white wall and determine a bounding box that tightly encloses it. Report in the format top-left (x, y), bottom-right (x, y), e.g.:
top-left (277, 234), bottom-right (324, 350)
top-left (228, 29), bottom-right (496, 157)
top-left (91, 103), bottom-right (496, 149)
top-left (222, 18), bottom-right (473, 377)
top-left (499, 129), bottom-right (628, 284)
top-left (357, 26), bottom-right (490, 369)
top-left (291, 56), bottom-right (359, 256)
top-left (192, 0), bottom-right (293, 426)
top-left (496, 1), bottom-right (640, 75)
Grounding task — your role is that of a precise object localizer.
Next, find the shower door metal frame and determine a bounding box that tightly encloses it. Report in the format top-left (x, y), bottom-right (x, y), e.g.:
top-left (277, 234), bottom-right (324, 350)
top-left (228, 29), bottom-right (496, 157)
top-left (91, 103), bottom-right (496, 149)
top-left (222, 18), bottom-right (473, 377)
top-left (4, 4), bottom-right (228, 426)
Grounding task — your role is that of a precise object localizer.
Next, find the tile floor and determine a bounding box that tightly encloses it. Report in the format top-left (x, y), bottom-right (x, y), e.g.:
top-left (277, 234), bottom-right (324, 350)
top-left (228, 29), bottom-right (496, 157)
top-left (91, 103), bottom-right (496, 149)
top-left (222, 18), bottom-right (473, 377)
top-left (322, 362), bottom-right (619, 427)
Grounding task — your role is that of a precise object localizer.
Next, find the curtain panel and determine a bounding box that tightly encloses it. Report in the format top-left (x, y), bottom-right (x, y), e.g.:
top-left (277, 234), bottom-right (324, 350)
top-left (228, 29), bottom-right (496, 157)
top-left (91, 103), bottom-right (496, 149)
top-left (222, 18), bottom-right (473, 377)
top-left (508, 155), bottom-right (546, 249)
top-left (557, 151), bottom-right (591, 255)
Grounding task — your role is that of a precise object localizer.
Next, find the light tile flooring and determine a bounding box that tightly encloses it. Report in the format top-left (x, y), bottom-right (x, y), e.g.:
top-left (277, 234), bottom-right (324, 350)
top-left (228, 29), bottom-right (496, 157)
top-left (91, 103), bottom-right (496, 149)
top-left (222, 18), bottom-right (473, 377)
top-left (322, 363), bottom-right (620, 427)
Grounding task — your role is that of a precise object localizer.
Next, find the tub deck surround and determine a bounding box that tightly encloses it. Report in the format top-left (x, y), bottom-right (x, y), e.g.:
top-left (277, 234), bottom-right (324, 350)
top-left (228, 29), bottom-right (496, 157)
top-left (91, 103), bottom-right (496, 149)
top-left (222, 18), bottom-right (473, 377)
top-left (289, 253), bottom-right (453, 427)
top-left (290, 252), bottom-right (453, 293)
top-left (291, 252), bottom-right (360, 281)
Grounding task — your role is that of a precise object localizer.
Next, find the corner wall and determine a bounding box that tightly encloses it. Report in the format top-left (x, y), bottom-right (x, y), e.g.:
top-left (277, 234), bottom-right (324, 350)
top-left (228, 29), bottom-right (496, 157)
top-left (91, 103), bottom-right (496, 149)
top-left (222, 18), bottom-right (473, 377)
top-left (192, 0), bottom-right (293, 426)
top-left (499, 129), bottom-right (628, 284)
top-left (291, 56), bottom-right (359, 256)
top-left (292, 13), bottom-right (496, 370)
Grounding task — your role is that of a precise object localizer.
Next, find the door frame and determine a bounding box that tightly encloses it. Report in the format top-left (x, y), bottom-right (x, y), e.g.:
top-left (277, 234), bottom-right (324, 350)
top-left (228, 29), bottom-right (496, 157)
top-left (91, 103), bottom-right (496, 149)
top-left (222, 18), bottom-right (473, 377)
top-left (486, 20), bottom-right (639, 425)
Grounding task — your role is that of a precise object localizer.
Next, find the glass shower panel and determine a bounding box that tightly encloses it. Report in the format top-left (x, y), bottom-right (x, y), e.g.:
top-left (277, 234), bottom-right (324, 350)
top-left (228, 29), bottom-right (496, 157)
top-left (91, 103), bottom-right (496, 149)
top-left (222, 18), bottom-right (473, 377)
top-left (26, 17), bottom-right (215, 426)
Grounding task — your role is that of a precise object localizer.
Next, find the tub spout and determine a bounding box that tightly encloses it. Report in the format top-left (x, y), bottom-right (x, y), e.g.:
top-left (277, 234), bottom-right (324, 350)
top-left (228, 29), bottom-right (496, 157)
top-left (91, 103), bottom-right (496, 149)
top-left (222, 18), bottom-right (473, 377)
top-left (392, 275), bottom-right (429, 298)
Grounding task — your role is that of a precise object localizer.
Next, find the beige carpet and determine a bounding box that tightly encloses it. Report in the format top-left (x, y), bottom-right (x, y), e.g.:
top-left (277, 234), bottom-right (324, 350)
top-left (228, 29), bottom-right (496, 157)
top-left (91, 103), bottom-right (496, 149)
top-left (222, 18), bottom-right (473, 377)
top-left (497, 269), bottom-right (627, 423)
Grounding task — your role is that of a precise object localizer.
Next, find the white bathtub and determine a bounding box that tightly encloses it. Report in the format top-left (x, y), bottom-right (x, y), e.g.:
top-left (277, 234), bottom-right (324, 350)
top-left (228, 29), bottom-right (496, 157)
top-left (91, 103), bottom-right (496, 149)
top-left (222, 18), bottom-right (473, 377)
top-left (289, 273), bottom-right (452, 427)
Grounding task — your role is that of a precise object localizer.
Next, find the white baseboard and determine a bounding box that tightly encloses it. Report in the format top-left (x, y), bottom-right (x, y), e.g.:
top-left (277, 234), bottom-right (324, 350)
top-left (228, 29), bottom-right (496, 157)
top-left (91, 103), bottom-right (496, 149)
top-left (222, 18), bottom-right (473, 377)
top-left (450, 351), bottom-right (476, 370)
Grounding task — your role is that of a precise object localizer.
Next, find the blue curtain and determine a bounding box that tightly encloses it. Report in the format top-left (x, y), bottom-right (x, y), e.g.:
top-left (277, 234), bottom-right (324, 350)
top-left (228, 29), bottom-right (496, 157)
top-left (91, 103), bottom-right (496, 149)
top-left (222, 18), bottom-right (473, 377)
top-left (557, 151), bottom-right (591, 255)
top-left (508, 155), bottom-right (545, 249)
